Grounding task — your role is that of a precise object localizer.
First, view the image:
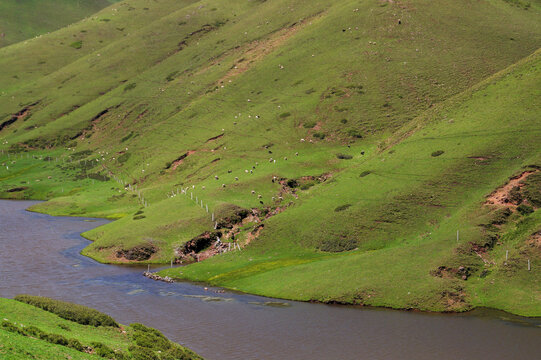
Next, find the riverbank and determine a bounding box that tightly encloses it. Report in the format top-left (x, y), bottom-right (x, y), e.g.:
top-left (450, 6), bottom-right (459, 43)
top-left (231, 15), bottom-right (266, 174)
top-left (0, 297), bottom-right (203, 359)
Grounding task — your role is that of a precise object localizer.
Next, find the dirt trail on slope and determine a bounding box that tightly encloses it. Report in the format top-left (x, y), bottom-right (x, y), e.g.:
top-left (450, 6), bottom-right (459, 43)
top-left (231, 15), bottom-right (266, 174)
top-left (197, 12), bottom-right (324, 86)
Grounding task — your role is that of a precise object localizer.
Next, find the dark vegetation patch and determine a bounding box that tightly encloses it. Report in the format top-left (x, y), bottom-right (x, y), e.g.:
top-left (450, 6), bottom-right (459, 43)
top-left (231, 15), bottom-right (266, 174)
top-left (313, 132), bottom-right (325, 139)
top-left (215, 204), bottom-right (250, 228)
top-left (117, 152), bottom-right (131, 164)
top-left (491, 207), bottom-right (512, 225)
top-left (303, 121), bottom-right (316, 128)
top-left (346, 129), bottom-right (362, 138)
top-left (121, 131), bottom-right (134, 142)
top-left (517, 204), bottom-right (534, 215)
top-left (14, 295), bottom-right (118, 327)
top-left (7, 186), bottom-right (28, 192)
top-left (336, 153), bottom-right (353, 160)
top-left (88, 173), bottom-right (110, 182)
top-left (503, 0), bottom-right (531, 10)
top-left (1, 319), bottom-right (84, 352)
top-left (166, 71), bottom-right (179, 82)
top-left (335, 204), bottom-right (351, 212)
top-left (318, 237), bottom-right (357, 252)
top-left (124, 83), bottom-right (137, 91)
top-left (279, 112), bottom-right (291, 118)
top-left (116, 245), bottom-right (156, 261)
top-left (431, 150), bottom-right (445, 157)
top-left (72, 149), bottom-right (93, 159)
top-left (523, 172), bottom-right (541, 206)
top-left (359, 171), bottom-right (371, 177)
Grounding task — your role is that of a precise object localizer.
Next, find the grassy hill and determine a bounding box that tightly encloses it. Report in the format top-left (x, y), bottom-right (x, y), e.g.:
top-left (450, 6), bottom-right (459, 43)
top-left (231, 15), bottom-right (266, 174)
top-left (0, 0), bottom-right (120, 48)
top-left (0, 0), bottom-right (540, 315)
top-left (0, 296), bottom-right (202, 359)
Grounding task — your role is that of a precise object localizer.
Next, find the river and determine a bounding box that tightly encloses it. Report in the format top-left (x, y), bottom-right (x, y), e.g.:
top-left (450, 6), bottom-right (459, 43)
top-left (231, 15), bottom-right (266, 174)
top-left (0, 200), bottom-right (539, 359)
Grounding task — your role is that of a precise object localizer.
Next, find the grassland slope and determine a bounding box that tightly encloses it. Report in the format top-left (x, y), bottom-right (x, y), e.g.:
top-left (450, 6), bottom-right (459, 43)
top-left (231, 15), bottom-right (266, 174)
top-left (0, 0), bottom-right (540, 314)
top-left (0, 0), bottom-right (120, 48)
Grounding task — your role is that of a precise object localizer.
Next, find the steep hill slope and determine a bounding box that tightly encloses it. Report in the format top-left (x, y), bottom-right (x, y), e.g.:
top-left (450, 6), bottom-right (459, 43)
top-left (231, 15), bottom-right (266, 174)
top-left (0, 0), bottom-right (540, 314)
top-left (0, 0), bottom-right (119, 48)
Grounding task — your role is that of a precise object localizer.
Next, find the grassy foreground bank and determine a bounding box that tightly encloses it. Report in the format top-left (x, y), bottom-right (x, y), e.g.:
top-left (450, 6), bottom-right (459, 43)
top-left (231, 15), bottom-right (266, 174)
top-left (0, 296), bottom-right (202, 359)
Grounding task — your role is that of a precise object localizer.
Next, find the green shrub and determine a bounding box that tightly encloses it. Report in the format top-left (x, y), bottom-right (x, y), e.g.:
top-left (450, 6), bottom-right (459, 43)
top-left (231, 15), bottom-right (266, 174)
top-left (161, 347), bottom-right (192, 360)
top-left (124, 83), bottom-right (137, 92)
top-left (91, 342), bottom-right (117, 358)
top-left (67, 338), bottom-right (84, 351)
top-left (131, 323), bottom-right (171, 351)
top-left (58, 323), bottom-right (71, 331)
top-left (340, 118), bottom-right (348, 124)
top-left (1, 320), bottom-right (24, 335)
top-left (303, 121), bottom-right (316, 128)
top-left (128, 345), bottom-right (160, 360)
top-left (336, 153), bottom-right (353, 160)
top-left (133, 215), bottom-right (146, 220)
top-left (431, 150), bottom-right (444, 157)
top-left (313, 132), bottom-right (325, 139)
top-left (42, 333), bottom-right (69, 346)
top-left (69, 41), bottom-right (82, 49)
top-left (517, 204), bottom-right (534, 215)
top-left (279, 112), bottom-right (291, 118)
top-left (25, 326), bottom-right (45, 338)
top-left (14, 295), bottom-right (118, 327)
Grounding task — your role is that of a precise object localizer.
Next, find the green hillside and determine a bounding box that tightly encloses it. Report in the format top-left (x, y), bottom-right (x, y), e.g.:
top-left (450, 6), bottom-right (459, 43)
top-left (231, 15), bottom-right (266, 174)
top-left (0, 0), bottom-right (540, 315)
top-left (0, 296), bottom-right (202, 359)
top-left (0, 0), bottom-right (119, 48)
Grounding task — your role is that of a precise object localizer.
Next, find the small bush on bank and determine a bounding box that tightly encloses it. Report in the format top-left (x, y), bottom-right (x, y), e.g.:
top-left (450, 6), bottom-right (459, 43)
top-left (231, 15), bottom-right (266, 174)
top-left (431, 150), bottom-right (444, 157)
top-left (131, 323), bottom-right (171, 351)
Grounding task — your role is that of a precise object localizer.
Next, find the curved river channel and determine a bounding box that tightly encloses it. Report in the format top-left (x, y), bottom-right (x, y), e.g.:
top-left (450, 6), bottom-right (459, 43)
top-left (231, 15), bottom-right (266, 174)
top-left (0, 200), bottom-right (539, 359)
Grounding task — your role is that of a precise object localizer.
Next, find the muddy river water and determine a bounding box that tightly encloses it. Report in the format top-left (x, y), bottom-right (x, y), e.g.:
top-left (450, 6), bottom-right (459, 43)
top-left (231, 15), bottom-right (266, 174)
top-left (0, 200), bottom-right (539, 359)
